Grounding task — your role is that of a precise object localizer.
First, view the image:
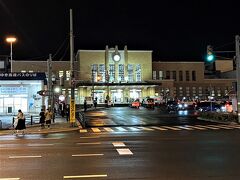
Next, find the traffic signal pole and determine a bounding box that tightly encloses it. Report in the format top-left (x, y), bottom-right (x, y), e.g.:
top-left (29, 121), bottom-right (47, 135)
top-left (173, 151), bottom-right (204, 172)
top-left (47, 54), bottom-right (53, 110)
top-left (69, 9), bottom-right (76, 126)
top-left (235, 35), bottom-right (240, 123)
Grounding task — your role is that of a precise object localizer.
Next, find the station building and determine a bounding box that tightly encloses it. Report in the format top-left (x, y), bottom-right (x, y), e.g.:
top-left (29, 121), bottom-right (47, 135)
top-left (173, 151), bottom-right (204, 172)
top-left (0, 45), bottom-right (236, 114)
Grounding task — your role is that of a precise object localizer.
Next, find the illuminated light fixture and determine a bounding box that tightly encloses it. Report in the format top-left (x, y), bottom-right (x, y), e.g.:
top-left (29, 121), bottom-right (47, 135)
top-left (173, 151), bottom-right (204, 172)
top-left (112, 45), bottom-right (121, 62)
top-left (6, 36), bottom-right (17, 73)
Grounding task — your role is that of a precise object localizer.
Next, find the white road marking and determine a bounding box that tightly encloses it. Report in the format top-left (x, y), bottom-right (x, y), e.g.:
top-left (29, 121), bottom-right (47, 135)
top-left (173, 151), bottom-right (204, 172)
top-left (9, 155), bottom-right (42, 159)
top-left (76, 142), bottom-right (101, 145)
top-left (72, 154), bottom-right (104, 157)
top-left (185, 125), bottom-right (206, 130)
top-left (112, 142), bottom-right (126, 147)
top-left (63, 174), bottom-right (107, 179)
top-left (115, 127), bottom-right (127, 131)
top-left (138, 127), bottom-right (154, 131)
top-left (80, 129), bottom-right (88, 133)
top-left (151, 126), bottom-right (168, 131)
top-left (104, 127), bottom-right (114, 132)
top-left (91, 128), bottom-right (101, 133)
top-left (208, 125), bottom-right (233, 130)
top-left (40, 138), bottom-right (62, 140)
top-left (80, 136), bottom-right (100, 139)
top-left (128, 127), bottom-right (140, 131)
top-left (116, 148), bottom-right (133, 155)
top-left (195, 125), bottom-right (219, 130)
top-left (161, 126), bottom-right (181, 130)
top-left (216, 125), bottom-right (235, 129)
top-left (175, 126), bottom-right (194, 130)
top-left (27, 144), bottom-right (54, 147)
top-left (0, 178), bottom-right (20, 180)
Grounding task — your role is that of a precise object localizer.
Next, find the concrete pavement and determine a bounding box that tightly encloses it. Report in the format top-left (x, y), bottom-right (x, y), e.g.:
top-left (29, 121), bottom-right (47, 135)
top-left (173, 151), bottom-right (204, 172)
top-left (0, 116), bottom-right (81, 136)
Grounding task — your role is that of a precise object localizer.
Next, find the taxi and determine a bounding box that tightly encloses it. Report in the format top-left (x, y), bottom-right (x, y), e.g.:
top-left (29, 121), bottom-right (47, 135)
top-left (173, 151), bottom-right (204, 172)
top-left (130, 100), bottom-right (141, 108)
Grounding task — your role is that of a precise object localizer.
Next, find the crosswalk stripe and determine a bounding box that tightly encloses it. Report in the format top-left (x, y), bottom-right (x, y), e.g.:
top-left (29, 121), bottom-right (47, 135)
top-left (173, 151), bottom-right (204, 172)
top-left (138, 127), bottom-right (154, 131)
top-left (195, 125), bottom-right (219, 130)
top-left (151, 126), bottom-right (168, 131)
top-left (115, 127), bottom-right (127, 131)
top-left (128, 127), bottom-right (140, 131)
top-left (80, 129), bottom-right (87, 133)
top-left (208, 125), bottom-right (233, 130)
top-left (161, 126), bottom-right (181, 130)
top-left (185, 125), bottom-right (207, 130)
top-left (91, 128), bottom-right (101, 133)
top-left (174, 126), bottom-right (194, 130)
top-left (104, 128), bottom-right (114, 132)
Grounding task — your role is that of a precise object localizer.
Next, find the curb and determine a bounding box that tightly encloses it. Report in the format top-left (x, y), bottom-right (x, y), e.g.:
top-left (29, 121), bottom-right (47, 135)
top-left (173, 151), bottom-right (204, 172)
top-left (197, 117), bottom-right (238, 125)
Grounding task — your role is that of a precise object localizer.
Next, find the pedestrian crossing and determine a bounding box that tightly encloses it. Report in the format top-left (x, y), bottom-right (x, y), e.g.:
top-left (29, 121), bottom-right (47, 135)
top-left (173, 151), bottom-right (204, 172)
top-left (79, 124), bottom-right (240, 133)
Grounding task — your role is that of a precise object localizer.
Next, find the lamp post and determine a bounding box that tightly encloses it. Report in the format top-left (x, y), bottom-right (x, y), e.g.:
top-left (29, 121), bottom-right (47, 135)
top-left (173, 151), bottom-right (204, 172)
top-left (6, 37), bottom-right (17, 73)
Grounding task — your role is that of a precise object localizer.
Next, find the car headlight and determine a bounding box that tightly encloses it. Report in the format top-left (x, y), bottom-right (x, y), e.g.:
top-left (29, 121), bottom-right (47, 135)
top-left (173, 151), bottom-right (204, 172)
top-left (178, 104), bottom-right (183, 108)
top-left (184, 104), bottom-right (188, 107)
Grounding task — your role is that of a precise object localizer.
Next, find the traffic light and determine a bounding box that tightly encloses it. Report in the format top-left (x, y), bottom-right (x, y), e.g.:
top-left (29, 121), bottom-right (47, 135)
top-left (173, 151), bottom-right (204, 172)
top-left (206, 45), bottom-right (215, 63)
top-left (37, 90), bottom-right (46, 96)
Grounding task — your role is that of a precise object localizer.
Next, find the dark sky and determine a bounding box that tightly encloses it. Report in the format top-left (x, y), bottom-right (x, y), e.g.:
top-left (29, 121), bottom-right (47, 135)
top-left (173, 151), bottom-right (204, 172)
top-left (0, 0), bottom-right (239, 61)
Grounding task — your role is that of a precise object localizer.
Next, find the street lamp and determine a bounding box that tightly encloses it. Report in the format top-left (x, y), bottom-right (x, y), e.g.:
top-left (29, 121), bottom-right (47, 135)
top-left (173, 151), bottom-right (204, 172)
top-left (6, 37), bottom-right (17, 73)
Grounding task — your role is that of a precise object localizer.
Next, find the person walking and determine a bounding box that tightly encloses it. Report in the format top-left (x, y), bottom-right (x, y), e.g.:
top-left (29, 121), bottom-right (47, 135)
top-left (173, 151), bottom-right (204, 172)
top-left (84, 99), bottom-right (87, 112)
top-left (65, 105), bottom-right (70, 122)
top-left (39, 108), bottom-right (45, 129)
top-left (45, 108), bottom-right (53, 129)
top-left (94, 98), bottom-right (97, 109)
top-left (14, 109), bottom-right (26, 135)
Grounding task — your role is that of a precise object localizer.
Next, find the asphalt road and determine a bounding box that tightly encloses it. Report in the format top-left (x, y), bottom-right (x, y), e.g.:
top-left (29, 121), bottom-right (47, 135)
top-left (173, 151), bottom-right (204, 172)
top-left (84, 107), bottom-right (215, 127)
top-left (1, 128), bottom-right (240, 179)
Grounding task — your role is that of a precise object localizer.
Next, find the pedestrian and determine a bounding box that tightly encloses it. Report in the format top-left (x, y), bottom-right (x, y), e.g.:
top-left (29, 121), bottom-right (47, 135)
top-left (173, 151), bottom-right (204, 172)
top-left (84, 99), bottom-right (87, 112)
top-left (94, 98), bottom-right (97, 109)
top-left (66, 105), bottom-right (70, 121)
top-left (45, 108), bottom-right (53, 129)
top-left (39, 108), bottom-right (45, 129)
top-left (14, 109), bottom-right (26, 135)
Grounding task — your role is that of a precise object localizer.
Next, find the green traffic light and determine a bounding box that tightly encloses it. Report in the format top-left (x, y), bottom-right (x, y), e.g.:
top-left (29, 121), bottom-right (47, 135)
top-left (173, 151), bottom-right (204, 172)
top-left (207, 54), bottom-right (214, 62)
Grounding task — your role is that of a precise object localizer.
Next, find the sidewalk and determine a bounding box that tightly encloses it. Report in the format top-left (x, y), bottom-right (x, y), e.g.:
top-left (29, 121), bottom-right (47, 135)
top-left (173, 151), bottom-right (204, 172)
top-left (0, 116), bottom-right (80, 136)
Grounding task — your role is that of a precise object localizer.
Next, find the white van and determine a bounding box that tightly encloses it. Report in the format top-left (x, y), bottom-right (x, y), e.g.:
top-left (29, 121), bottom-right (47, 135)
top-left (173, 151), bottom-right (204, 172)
top-left (85, 97), bottom-right (93, 107)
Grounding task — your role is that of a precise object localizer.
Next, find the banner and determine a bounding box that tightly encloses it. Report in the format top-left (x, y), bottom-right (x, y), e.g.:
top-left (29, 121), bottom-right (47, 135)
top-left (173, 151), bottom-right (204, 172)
top-left (70, 99), bottom-right (76, 123)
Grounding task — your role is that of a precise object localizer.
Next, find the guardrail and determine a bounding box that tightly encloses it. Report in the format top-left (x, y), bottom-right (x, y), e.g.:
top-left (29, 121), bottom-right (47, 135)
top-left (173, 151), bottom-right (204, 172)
top-left (12, 115), bottom-right (40, 126)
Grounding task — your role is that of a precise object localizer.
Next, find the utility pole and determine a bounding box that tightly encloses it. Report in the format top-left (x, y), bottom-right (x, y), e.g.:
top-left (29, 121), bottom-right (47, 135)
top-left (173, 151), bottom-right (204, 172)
top-left (69, 9), bottom-right (76, 126)
top-left (47, 54), bottom-right (52, 109)
top-left (235, 35), bottom-right (240, 123)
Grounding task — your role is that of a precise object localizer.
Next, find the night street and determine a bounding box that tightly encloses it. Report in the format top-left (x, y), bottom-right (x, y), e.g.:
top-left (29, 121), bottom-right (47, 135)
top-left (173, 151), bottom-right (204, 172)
top-left (1, 128), bottom-right (240, 179)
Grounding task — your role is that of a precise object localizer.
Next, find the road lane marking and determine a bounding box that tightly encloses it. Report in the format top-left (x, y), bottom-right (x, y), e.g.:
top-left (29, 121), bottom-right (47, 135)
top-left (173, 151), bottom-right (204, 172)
top-left (27, 144), bottom-right (54, 147)
top-left (151, 126), bottom-right (168, 131)
top-left (40, 138), bottom-right (62, 140)
top-left (80, 129), bottom-right (88, 133)
top-left (161, 126), bottom-right (181, 130)
top-left (185, 125), bottom-right (206, 130)
top-left (9, 155), bottom-right (42, 159)
top-left (76, 142), bottom-right (101, 145)
top-left (128, 127), bottom-right (140, 131)
top-left (91, 128), bottom-right (101, 133)
top-left (0, 178), bottom-right (20, 180)
top-left (195, 125), bottom-right (219, 130)
top-left (208, 125), bottom-right (233, 130)
top-left (138, 127), bottom-right (154, 131)
top-left (216, 125), bottom-right (235, 129)
top-left (112, 142), bottom-right (126, 147)
top-left (104, 127), bottom-right (114, 132)
top-left (64, 174), bottom-right (107, 179)
top-left (115, 127), bottom-right (127, 131)
top-left (174, 126), bottom-right (194, 130)
top-left (80, 136), bottom-right (100, 139)
top-left (72, 154), bottom-right (104, 157)
top-left (116, 148), bottom-right (133, 155)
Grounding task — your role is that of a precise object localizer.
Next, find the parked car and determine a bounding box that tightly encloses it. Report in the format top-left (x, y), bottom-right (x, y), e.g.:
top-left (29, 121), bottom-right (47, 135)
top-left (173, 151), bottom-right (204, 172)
top-left (130, 100), bottom-right (141, 108)
top-left (166, 101), bottom-right (178, 111)
top-left (196, 101), bottom-right (221, 112)
top-left (143, 98), bottom-right (155, 109)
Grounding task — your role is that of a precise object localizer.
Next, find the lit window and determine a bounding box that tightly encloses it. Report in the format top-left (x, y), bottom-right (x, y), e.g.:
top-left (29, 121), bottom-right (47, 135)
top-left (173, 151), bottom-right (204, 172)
top-left (66, 71), bottom-right (71, 81)
top-left (153, 71), bottom-right (156, 80)
top-left (159, 71), bottom-right (164, 80)
top-left (128, 64), bottom-right (134, 82)
top-left (119, 64), bottom-right (124, 82)
top-left (136, 64), bottom-right (141, 82)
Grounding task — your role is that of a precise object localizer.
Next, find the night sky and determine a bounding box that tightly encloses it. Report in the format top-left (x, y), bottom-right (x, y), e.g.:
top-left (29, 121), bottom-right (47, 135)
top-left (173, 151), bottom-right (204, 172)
top-left (0, 0), bottom-right (239, 61)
